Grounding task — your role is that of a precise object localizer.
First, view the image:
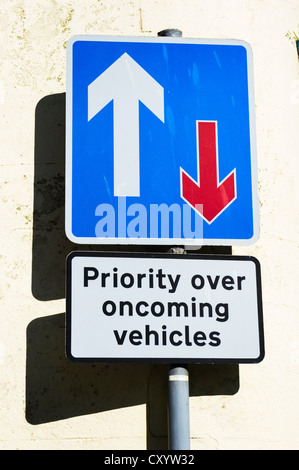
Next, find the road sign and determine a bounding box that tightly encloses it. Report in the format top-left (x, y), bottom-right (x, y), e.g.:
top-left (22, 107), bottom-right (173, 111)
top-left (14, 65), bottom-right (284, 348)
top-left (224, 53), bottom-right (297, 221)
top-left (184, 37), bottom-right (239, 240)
top-left (66, 35), bottom-right (259, 245)
top-left (66, 252), bottom-right (264, 363)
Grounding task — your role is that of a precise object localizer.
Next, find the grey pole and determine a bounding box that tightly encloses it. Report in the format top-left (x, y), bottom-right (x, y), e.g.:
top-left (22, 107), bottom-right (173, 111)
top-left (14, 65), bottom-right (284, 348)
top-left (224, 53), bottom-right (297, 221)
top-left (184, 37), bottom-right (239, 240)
top-left (157, 28), bottom-right (190, 452)
top-left (158, 28), bottom-right (183, 37)
top-left (167, 241), bottom-right (190, 449)
top-left (168, 365), bottom-right (190, 450)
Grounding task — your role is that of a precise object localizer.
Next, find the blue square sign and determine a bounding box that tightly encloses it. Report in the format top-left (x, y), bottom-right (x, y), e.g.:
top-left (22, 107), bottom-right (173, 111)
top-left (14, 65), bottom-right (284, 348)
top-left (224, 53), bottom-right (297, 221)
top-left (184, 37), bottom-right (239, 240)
top-left (66, 35), bottom-right (259, 246)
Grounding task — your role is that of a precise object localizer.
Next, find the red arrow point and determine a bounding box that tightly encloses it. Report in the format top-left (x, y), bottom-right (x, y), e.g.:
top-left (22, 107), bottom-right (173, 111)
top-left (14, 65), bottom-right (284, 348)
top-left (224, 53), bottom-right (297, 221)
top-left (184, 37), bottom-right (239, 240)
top-left (181, 121), bottom-right (236, 224)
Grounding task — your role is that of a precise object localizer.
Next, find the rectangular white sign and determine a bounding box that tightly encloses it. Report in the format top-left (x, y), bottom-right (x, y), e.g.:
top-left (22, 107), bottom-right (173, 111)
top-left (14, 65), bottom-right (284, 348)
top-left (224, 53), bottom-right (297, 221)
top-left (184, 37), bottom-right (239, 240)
top-left (66, 252), bottom-right (264, 363)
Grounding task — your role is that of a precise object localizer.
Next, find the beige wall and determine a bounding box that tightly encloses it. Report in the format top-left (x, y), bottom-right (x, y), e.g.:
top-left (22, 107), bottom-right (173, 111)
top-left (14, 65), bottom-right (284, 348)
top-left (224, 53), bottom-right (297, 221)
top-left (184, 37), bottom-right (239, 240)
top-left (0, 0), bottom-right (299, 450)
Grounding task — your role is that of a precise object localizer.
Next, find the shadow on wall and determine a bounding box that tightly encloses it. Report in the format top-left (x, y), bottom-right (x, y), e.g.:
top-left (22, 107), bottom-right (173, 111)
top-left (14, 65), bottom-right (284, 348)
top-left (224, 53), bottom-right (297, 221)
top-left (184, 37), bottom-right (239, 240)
top-left (32, 93), bottom-right (70, 301)
top-left (29, 93), bottom-right (239, 449)
top-left (26, 312), bottom-right (239, 449)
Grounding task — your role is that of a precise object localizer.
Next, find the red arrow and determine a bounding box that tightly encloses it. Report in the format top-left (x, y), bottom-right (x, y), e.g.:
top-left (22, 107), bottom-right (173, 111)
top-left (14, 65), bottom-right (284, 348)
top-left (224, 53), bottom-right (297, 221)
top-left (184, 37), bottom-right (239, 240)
top-left (180, 121), bottom-right (236, 224)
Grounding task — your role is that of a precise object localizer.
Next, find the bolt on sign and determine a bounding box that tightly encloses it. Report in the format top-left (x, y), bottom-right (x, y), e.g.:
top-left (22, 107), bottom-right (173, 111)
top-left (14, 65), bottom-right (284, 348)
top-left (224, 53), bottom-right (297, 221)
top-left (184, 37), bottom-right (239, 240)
top-left (66, 252), bottom-right (264, 363)
top-left (66, 35), bottom-right (259, 246)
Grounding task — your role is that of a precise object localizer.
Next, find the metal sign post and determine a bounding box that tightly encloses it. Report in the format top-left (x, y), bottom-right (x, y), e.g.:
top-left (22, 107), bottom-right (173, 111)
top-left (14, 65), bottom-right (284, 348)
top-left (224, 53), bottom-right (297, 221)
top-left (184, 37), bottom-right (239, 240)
top-left (168, 365), bottom-right (190, 450)
top-left (166, 237), bottom-right (190, 449)
top-left (65, 27), bottom-right (263, 452)
top-left (158, 28), bottom-right (190, 451)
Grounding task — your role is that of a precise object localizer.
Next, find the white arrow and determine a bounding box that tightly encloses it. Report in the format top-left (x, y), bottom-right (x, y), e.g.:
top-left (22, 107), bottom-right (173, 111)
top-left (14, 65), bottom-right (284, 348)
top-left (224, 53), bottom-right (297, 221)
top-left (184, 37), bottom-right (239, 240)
top-left (88, 53), bottom-right (164, 197)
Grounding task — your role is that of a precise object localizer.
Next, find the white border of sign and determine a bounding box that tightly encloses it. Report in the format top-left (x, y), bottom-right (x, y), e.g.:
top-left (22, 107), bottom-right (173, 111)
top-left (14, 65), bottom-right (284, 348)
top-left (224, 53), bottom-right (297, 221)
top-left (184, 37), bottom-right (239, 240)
top-left (66, 35), bottom-right (259, 246)
top-left (66, 252), bottom-right (264, 364)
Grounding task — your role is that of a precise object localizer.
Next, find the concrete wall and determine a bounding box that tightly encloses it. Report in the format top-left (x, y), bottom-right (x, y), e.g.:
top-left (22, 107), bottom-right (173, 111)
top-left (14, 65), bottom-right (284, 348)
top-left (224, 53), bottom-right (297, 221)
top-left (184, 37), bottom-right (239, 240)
top-left (0, 0), bottom-right (299, 450)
